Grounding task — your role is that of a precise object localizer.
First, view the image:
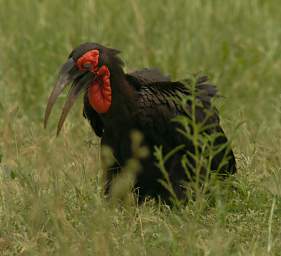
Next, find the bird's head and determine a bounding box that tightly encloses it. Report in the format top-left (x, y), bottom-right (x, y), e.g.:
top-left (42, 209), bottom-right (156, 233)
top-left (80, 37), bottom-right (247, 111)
top-left (44, 42), bottom-right (123, 135)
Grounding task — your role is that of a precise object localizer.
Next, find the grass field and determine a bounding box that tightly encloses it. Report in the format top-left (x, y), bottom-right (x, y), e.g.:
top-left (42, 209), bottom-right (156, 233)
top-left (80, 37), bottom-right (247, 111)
top-left (0, 0), bottom-right (281, 255)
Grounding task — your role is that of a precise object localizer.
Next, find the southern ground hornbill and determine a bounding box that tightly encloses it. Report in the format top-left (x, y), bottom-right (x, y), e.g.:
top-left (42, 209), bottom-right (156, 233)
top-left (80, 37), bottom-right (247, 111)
top-left (44, 42), bottom-right (236, 203)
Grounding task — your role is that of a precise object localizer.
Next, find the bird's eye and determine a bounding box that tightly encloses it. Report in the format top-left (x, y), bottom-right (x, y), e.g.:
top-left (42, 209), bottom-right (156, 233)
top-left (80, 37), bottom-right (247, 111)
top-left (83, 62), bottom-right (92, 69)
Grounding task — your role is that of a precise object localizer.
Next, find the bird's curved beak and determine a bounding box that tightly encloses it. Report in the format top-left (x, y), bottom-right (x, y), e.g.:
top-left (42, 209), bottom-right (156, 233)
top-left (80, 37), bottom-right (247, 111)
top-left (44, 58), bottom-right (95, 135)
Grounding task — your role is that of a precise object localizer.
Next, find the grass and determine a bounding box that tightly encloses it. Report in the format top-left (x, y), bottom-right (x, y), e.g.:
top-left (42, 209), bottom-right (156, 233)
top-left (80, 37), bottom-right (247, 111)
top-left (0, 0), bottom-right (281, 254)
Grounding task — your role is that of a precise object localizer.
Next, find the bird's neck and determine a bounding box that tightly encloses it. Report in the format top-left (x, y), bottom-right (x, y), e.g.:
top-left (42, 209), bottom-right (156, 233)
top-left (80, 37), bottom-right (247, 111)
top-left (99, 67), bottom-right (136, 126)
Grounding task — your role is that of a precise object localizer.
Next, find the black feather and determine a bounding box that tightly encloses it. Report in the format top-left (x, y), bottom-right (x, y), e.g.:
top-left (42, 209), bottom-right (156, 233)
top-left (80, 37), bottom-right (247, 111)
top-left (83, 94), bottom-right (104, 137)
top-left (76, 44), bottom-right (236, 203)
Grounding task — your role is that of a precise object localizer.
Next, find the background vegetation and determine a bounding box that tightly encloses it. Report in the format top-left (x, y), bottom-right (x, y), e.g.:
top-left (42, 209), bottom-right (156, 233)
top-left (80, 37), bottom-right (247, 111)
top-left (0, 0), bottom-right (280, 255)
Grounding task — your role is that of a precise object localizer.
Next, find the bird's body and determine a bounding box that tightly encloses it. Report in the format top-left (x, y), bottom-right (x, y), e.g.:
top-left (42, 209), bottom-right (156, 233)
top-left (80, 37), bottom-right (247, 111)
top-left (45, 42), bottom-right (236, 203)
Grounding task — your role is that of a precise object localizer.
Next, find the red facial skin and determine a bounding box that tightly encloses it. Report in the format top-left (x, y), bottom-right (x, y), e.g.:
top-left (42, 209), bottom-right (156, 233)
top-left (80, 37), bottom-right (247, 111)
top-left (76, 50), bottom-right (112, 113)
top-left (76, 50), bottom-right (99, 72)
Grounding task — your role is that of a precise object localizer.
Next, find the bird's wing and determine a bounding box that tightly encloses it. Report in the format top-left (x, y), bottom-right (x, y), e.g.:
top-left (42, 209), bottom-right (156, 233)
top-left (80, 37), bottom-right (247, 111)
top-left (132, 76), bottom-right (236, 174)
top-left (133, 76), bottom-right (217, 137)
top-left (127, 68), bottom-right (217, 106)
top-left (134, 74), bottom-right (219, 121)
top-left (83, 94), bottom-right (104, 137)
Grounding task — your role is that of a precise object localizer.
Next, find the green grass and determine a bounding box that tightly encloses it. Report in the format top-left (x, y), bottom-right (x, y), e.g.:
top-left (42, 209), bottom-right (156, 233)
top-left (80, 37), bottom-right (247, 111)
top-left (0, 0), bottom-right (281, 255)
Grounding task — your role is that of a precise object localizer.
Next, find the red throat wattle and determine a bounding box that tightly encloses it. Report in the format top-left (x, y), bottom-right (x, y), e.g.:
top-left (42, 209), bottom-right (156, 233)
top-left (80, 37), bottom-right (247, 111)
top-left (88, 65), bottom-right (112, 113)
top-left (76, 50), bottom-right (112, 113)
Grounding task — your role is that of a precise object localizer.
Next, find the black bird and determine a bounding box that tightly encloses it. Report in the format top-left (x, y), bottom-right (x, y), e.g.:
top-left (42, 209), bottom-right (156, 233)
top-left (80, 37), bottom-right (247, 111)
top-left (44, 42), bottom-right (236, 203)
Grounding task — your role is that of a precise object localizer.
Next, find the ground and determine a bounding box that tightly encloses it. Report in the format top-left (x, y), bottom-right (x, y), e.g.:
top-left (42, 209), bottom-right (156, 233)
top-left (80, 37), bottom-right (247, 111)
top-left (0, 0), bottom-right (281, 255)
